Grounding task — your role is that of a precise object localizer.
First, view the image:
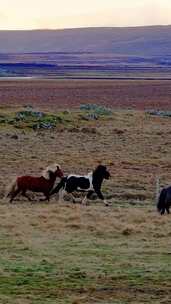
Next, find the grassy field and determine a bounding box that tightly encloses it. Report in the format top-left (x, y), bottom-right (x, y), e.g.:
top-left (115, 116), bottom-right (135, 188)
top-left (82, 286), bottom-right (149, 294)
top-left (0, 87), bottom-right (171, 303)
top-left (0, 203), bottom-right (171, 304)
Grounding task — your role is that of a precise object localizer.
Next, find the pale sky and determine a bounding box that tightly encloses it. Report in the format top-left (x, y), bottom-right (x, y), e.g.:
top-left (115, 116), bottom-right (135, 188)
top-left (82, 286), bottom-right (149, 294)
top-left (0, 0), bottom-right (171, 30)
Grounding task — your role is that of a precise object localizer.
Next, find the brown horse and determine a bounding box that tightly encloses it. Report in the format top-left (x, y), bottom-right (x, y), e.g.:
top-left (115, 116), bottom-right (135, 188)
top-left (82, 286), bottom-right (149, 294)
top-left (7, 164), bottom-right (63, 203)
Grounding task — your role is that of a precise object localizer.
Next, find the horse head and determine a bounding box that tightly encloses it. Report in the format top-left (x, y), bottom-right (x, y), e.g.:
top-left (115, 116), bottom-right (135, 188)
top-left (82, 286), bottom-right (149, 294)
top-left (94, 165), bottom-right (111, 180)
top-left (54, 164), bottom-right (64, 179)
top-left (42, 164), bottom-right (64, 180)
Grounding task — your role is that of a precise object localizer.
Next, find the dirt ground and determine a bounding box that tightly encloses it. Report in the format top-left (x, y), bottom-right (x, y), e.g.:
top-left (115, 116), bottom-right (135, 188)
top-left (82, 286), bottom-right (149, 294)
top-left (0, 80), bottom-right (171, 303)
top-left (0, 79), bottom-right (171, 110)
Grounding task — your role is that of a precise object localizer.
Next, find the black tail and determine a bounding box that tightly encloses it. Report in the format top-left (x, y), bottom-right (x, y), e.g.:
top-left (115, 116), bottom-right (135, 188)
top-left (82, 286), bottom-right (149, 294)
top-left (157, 188), bottom-right (167, 214)
top-left (50, 177), bottom-right (67, 196)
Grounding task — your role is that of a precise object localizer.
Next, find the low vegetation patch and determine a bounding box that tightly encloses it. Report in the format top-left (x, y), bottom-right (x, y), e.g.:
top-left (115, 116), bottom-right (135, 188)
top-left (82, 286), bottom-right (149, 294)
top-left (10, 106), bottom-right (68, 130)
top-left (80, 104), bottom-right (112, 119)
top-left (0, 104), bottom-right (113, 131)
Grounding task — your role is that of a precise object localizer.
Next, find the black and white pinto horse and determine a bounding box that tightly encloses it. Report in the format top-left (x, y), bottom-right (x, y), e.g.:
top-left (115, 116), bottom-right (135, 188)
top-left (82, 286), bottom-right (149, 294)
top-left (157, 186), bottom-right (171, 215)
top-left (50, 165), bottom-right (111, 206)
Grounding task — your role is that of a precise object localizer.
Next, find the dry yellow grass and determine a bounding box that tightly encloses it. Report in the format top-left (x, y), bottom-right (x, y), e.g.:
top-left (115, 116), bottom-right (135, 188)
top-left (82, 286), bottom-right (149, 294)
top-left (1, 110), bottom-right (171, 202)
top-left (0, 201), bottom-right (170, 303)
top-left (1, 108), bottom-right (171, 303)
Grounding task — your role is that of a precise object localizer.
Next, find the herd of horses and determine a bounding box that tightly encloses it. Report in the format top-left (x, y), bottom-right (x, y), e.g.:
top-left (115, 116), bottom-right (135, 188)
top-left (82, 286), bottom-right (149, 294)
top-left (6, 163), bottom-right (170, 214)
top-left (7, 164), bottom-right (111, 206)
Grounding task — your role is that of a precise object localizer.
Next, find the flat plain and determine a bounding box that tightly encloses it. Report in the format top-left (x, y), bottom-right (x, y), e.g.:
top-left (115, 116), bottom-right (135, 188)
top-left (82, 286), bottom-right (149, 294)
top-left (0, 79), bottom-right (171, 110)
top-left (0, 79), bottom-right (171, 304)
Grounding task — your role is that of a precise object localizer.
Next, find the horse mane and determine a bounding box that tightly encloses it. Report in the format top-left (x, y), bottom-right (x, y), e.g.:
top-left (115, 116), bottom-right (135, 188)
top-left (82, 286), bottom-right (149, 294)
top-left (42, 163), bottom-right (61, 180)
top-left (93, 165), bottom-right (106, 175)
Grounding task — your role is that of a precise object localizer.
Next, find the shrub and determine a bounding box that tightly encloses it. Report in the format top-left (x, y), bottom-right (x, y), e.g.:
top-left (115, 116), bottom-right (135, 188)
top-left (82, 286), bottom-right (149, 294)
top-left (80, 104), bottom-right (112, 116)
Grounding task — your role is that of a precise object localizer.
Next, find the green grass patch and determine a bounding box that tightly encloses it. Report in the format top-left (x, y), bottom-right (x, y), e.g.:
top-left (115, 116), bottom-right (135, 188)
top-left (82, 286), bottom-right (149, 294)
top-left (0, 106), bottom-right (113, 132)
top-left (0, 227), bottom-right (171, 303)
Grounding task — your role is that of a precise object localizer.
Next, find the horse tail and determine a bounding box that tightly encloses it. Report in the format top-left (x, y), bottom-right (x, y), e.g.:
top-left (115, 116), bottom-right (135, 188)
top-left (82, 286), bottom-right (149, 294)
top-left (157, 188), bottom-right (167, 214)
top-left (6, 178), bottom-right (18, 198)
top-left (50, 177), bottom-right (67, 196)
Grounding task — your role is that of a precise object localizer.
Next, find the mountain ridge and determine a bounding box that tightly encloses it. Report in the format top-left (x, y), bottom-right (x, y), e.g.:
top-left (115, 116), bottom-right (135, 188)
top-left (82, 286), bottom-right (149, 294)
top-left (0, 26), bottom-right (171, 55)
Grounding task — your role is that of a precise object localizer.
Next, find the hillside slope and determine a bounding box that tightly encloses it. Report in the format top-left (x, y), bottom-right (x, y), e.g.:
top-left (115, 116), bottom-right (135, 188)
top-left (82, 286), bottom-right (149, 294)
top-left (0, 26), bottom-right (171, 55)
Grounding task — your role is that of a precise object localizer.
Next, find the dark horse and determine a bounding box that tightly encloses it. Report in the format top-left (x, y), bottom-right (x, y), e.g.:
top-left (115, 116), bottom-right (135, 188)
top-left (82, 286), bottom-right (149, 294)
top-left (7, 164), bottom-right (64, 203)
top-left (157, 186), bottom-right (171, 215)
top-left (50, 165), bottom-right (111, 206)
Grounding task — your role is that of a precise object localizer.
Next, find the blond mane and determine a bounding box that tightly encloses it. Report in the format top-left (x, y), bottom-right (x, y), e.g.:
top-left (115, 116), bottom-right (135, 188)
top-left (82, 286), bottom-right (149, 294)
top-left (42, 163), bottom-right (61, 180)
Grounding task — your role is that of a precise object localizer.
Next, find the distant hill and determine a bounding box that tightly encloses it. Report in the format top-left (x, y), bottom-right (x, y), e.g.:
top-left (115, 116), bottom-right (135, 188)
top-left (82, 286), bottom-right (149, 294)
top-left (1, 26), bottom-right (171, 79)
top-left (0, 26), bottom-right (171, 56)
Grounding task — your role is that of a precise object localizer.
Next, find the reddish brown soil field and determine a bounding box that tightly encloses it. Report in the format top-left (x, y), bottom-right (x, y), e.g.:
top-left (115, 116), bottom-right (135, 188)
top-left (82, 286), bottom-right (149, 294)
top-left (0, 79), bottom-right (171, 110)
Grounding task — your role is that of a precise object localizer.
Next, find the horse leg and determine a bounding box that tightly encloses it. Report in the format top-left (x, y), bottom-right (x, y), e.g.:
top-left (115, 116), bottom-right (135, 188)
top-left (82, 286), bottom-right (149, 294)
top-left (87, 190), bottom-right (94, 199)
top-left (39, 193), bottom-right (50, 202)
top-left (161, 208), bottom-right (166, 215)
top-left (68, 193), bottom-right (77, 204)
top-left (59, 189), bottom-right (66, 203)
top-left (94, 187), bottom-right (111, 206)
top-left (21, 190), bottom-right (32, 201)
top-left (166, 207), bottom-right (170, 214)
top-left (82, 190), bottom-right (94, 205)
top-left (82, 195), bottom-right (87, 205)
top-left (44, 194), bottom-right (50, 202)
top-left (9, 188), bottom-right (21, 203)
top-left (59, 189), bottom-right (75, 203)
top-left (166, 202), bottom-right (170, 214)
top-left (161, 198), bottom-right (170, 215)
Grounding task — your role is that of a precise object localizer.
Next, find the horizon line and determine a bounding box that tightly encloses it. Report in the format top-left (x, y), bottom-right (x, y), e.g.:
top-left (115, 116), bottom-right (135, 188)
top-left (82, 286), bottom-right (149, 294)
top-left (0, 24), bottom-right (171, 31)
